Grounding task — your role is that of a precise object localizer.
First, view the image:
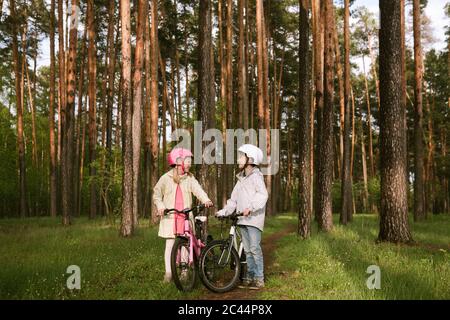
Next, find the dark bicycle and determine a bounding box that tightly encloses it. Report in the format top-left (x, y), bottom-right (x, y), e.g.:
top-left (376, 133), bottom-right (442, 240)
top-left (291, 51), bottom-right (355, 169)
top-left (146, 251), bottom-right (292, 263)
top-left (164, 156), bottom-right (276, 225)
top-left (199, 211), bottom-right (247, 293)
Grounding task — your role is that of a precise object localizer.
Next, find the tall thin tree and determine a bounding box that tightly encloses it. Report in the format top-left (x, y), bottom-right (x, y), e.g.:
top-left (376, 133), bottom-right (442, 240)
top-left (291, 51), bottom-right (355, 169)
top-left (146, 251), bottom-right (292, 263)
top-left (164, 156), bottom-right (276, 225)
top-left (132, 0), bottom-right (147, 225)
top-left (378, 0), bottom-right (413, 243)
top-left (120, 0), bottom-right (133, 236)
top-left (49, 0), bottom-right (57, 218)
top-left (87, 0), bottom-right (97, 219)
top-left (298, 0), bottom-right (311, 238)
top-left (10, 0), bottom-right (27, 217)
top-left (340, 0), bottom-right (352, 224)
top-left (316, 0), bottom-right (334, 232)
top-left (413, 0), bottom-right (425, 221)
top-left (62, 0), bottom-right (79, 225)
top-left (150, 0), bottom-right (159, 224)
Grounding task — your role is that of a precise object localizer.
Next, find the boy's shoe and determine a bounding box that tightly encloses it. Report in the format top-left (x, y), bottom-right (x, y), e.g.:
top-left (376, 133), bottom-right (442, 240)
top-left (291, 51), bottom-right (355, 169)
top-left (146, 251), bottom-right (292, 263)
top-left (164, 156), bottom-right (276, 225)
top-left (163, 273), bottom-right (172, 283)
top-left (249, 279), bottom-right (265, 290)
top-left (238, 278), bottom-right (252, 289)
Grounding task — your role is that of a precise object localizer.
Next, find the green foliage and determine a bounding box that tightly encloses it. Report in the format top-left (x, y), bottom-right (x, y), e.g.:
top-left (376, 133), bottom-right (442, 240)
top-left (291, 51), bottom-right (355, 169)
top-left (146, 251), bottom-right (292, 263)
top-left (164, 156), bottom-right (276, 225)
top-left (86, 146), bottom-right (123, 222)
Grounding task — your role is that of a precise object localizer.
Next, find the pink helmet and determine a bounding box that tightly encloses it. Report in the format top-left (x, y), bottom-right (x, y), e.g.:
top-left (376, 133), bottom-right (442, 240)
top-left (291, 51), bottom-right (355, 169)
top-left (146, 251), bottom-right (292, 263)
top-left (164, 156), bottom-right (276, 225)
top-left (168, 148), bottom-right (193, 167)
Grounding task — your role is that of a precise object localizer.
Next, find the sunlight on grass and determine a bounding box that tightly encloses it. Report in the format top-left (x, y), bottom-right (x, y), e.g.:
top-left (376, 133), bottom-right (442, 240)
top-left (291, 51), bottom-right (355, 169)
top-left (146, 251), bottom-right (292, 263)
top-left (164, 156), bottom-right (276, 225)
top-left (259, 214), bottom-right (450, 300)
top-left (0, 213), bottom-right (449, 299)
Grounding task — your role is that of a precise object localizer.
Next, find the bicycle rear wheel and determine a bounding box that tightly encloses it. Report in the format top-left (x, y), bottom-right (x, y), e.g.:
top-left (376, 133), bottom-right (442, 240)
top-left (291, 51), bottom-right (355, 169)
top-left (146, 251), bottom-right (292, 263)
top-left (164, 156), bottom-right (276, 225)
top-left (171, 237), bottom-right (198, 292)
top-left (199, 240), bottom-right (241, 293)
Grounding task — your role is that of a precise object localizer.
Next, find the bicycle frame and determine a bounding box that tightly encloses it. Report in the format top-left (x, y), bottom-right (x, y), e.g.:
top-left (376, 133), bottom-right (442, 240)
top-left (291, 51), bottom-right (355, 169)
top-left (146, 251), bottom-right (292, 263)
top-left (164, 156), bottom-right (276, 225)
top-left (177, 218), bottom-right (206, 266)
top-left (218, 216), bottom-right (244, 267)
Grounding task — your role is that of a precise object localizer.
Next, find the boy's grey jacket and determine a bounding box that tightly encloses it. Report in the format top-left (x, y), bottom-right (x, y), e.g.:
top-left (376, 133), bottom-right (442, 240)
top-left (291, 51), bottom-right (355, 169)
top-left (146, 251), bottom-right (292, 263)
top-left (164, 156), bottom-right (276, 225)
top-left (216, 167), bottom-right (268, 231)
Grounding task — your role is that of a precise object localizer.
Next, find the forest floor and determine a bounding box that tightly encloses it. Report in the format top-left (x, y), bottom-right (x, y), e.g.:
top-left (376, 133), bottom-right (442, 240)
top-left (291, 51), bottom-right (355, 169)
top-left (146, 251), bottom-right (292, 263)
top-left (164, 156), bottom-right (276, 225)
top-left (0, 212), bottom-right (449, 299)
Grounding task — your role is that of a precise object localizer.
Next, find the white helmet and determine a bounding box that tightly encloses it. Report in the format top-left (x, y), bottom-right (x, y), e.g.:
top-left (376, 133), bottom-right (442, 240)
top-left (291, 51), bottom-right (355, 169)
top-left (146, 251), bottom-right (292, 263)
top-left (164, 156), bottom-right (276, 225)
top-left (238, 144), bottom-right (264, 166)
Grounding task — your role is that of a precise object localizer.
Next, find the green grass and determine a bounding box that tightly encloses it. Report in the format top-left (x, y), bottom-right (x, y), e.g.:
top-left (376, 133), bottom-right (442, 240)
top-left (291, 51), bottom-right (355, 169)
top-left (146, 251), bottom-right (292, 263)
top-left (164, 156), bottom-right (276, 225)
top-left (0, 214), bottom-right (290, 299)
top-left (0, 213), bottom-right (449, 299)
top-left (259, 214), bottom-right (450, 300)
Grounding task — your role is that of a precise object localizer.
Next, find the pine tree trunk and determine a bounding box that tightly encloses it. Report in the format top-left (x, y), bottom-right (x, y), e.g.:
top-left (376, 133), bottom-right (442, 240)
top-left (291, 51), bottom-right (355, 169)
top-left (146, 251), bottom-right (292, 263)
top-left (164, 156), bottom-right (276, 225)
top-left (362, 55), bottom-right (375, 178)
top-left (106, 0), bottom-right (116, 153)
top-left (238, 0), bottom-right (248, 130)
top-left (25, 62), bottom-right (38, 167)
top-left (198, 0), bottom-right (215, 207)
top-left (10, 0), bottom-right (28, 218)
top-left (313, 0), bottom-right (324, 223)
top-left (378, 0), bottom-right (413, 243)
top-left (49, 0), bottom-right (57, 218)
top-left (340, 0), bottom-right (353, 224)
top-left (218, 0), bottom-right (228, 207)
top-left (361, 116), bottom-right (369, 212)
top-left (87, 0), bottom-right (97, 220)
top-left (74, 24), bottom-right (87, 218)
top-left (226, 0), bottom-right (233, 207)
top-left (144, 13), bottom-right (151, 219)
top-left (120, 0), bottom-right (133, 236)
top-left (57, 0), bottom-right (66, 219)
top-left (132, 0), bottom-right (146, 226)
top-left (332, 5), bottom-right (344, 174)
top-left (316, 0), bottom-right (334, 232)
top-left (62, 0), bottom-right (78, 225)
top-left (413, 0), bottom-right (425, 221)
top-left (298, 0), bottom-right (311, 238)
top-left (150, 0), bottom-right (159, 224)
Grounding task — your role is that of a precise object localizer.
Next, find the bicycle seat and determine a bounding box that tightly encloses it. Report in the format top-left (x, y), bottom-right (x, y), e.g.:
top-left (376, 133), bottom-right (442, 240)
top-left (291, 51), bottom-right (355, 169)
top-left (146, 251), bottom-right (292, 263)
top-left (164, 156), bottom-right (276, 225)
top-left (195, 216), bottom-right (207, 223)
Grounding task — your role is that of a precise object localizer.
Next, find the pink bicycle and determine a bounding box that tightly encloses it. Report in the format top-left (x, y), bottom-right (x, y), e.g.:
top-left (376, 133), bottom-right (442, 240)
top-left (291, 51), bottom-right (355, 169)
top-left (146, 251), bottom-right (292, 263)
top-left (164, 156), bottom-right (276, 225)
top-left (164, 204), bottom-right (209, 292)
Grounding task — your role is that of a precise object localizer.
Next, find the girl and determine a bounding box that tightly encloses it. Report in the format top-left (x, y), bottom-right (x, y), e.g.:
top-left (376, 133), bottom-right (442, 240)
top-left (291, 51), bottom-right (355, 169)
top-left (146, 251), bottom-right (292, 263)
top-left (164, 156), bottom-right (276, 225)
top-left (153, 147), bottom-right (213, 283)
top-left (216, 144), bottom-right (268, 290)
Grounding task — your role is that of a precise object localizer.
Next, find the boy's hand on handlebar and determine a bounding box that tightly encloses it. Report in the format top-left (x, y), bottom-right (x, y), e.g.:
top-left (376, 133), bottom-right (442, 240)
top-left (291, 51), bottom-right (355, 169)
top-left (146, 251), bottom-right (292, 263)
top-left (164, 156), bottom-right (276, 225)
top-left (243, 208), bottom-right (251, 216)
top-left (157, 208), bottom-right (165, 217)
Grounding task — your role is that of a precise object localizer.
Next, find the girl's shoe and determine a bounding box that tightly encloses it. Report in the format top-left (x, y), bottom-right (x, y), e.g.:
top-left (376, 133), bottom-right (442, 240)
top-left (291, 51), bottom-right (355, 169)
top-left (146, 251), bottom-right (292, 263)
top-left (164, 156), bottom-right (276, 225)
top-left (249, 279), bottom-right (264, 290)
top-left (163, 273), bottom-right (172, 283)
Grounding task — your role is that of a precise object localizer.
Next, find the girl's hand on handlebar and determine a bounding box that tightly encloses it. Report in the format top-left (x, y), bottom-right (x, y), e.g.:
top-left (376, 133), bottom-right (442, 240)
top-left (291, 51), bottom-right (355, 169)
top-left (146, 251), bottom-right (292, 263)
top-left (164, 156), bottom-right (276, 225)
top-left (157, 208), bottom-right (165, 217)
top-left (204, 201), bottom-right (214, 208)
top-left (243, 208), bottom-right (251, 216)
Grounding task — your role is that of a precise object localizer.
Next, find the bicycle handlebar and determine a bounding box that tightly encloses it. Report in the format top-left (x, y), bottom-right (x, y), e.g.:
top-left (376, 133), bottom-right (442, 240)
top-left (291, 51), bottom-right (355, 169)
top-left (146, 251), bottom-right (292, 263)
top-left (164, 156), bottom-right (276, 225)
top-left (164, 203), bottom-right (206, 216)
top-left (216, 211), bottom-right (244, 220)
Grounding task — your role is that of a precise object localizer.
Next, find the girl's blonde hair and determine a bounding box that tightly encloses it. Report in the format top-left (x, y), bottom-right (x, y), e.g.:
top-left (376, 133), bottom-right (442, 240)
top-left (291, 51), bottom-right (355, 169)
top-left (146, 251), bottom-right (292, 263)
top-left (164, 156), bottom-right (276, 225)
top-left (172, 167), bottom-right (192, 184)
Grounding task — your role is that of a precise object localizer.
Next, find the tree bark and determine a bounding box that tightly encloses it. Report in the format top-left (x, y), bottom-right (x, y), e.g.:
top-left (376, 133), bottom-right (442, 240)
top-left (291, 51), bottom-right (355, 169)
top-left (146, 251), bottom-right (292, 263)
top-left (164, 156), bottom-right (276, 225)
top-left (198, 0), bottom-right (215, 208)
top-left (62, 0), bottom-right (78, 225)
top-left (132, 0), bottom-right (147, 226)
top-left (238, 0), bottom-right (248, 130)
top-left (316, 0), bottom-right (334, 232)
top-left (413, 0), bottom-right (425, 221)
top-left (150, 0), bottom-right (159, 224)
top-left (106, 0), bottom-right (116, 153)
top-left (298, 0), bottom-right (311, 238)
top-left (87, 0), bottom-right (97, 220)
top-left (340, 0), bottom-right (353, 224)
top-left (312, 0), bottom-right (324, 222)
top-left (10, 0), bottom-right (28, 218)
top-left (120, 0), bottom-right (134, 236)
top-left (378, 0), bottom-right (413, 243)
top-left (49, 0), bottom-right (57, 218)
top-left (362, 55), bottom-right (375, 178)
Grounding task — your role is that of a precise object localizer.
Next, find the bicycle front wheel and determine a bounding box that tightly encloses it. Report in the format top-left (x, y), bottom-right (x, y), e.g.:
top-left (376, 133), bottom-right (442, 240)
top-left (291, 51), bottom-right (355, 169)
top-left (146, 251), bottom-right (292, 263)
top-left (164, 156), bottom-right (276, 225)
top-left (171, 237), bottom-right (198, 292)
top-left (199, 240), bottom-right (241, 293)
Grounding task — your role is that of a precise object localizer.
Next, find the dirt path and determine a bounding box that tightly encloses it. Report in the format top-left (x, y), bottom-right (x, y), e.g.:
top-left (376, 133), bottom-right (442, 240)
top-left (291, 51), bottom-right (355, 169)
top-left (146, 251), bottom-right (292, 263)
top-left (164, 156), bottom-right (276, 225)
top-left (200, 224), bottom-right (296, 300)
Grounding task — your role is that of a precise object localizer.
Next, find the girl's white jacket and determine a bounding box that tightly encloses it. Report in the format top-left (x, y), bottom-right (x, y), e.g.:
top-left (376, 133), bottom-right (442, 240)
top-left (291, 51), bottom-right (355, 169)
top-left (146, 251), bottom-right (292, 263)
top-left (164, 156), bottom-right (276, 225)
top-left (153, 170), bottom-right (211, 239)
top-left (216, 168), bottom-right (268, 232)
